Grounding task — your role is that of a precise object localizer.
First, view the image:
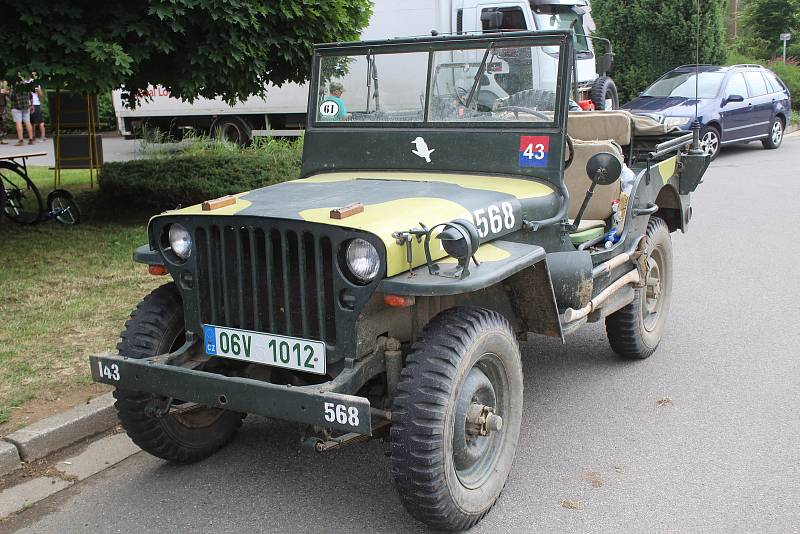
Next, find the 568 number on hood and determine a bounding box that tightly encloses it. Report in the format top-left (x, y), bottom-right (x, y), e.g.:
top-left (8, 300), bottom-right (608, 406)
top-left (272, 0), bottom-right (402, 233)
top-left (472, 202), bottom-right (515, 238)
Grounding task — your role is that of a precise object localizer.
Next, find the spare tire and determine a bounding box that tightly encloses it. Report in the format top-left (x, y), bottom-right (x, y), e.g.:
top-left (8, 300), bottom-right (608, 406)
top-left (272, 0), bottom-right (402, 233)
top-left (590, 76), bottom-right (619, 110)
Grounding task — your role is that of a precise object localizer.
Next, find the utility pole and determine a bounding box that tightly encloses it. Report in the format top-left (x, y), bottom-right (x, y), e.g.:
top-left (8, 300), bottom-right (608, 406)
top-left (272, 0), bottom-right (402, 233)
top-left (731, 0), bottom-right (738, 39)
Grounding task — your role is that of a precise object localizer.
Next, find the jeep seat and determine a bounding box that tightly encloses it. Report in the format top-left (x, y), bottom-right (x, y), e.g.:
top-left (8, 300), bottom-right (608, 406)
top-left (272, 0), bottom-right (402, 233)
top-left (567, 111), bottom-right (633, 146)
top-left (565, 139), bottom-right (623, 223)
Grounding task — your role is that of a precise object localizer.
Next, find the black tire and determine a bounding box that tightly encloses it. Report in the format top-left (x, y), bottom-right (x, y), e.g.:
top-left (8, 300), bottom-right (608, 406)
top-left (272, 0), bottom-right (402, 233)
top-left (114, 283), bottom-right (243, 463)
top-left (0, 160), bottom-right (42, 225)
top-left (47, 189), bottom-right (81, 225)
top-left (211, 116), bottom-right (251, 146)
top-left (590, 76), bottom-right (619, 110)
top-left (605, 217), bottom-right (673, 359)
top-left (390, 307), bottom-right (523, 531)
top-left (762, 116), bottom-right (784, 149)
top-left (700, 125), bottom-right (721, 161)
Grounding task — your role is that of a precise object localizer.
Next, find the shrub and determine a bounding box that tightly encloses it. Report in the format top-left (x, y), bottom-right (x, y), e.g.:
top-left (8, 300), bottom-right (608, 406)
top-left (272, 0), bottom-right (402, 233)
top-left (99, 137), bottom-right (303, 210)
top-left (768, 61), bottom-right (800, 111)
top-left (592, 0), bottom-right (728, 103)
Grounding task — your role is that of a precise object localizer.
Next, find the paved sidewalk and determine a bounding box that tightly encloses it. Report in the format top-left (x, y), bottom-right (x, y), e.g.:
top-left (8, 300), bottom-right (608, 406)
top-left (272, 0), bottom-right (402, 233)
top-left (0, 134), bottom-right (140, 166)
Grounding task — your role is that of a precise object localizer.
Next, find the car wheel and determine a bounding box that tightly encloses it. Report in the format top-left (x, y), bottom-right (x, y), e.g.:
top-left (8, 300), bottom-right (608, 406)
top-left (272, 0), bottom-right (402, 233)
top-left (762, 117), bottom-right (784, 149)
top-left (390, 307), bottom-right (523, 531)
top-left (700, 126), bottom-right (721, 160)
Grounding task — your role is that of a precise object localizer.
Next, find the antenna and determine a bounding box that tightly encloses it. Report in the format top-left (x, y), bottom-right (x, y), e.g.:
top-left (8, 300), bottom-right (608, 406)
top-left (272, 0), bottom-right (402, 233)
top-left (690, 0), bottom-right (702, 152)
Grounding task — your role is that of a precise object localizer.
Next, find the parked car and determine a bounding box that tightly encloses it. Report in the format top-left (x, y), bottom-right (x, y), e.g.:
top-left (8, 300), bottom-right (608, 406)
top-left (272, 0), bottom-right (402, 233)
top-left (623, 64), bottom-right (792, 160)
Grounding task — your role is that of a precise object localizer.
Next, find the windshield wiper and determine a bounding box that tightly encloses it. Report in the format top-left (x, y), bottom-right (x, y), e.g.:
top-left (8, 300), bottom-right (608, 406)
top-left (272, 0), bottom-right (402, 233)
top-left (465, 43), bottom-right (494, 109)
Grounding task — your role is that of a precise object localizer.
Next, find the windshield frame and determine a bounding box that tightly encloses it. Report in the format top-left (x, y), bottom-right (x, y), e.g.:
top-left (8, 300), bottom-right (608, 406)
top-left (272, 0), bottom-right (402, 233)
top-left (308, 31), bottom-right (573, 130)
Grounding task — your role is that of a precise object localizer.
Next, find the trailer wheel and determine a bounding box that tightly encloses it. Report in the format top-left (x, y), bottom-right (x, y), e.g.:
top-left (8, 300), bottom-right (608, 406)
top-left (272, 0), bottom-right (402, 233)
top-left (114, 283), bottom-right (243, 463)
top-left (605, 217), bottom-right (673, 359)
top-left (390, 307), bottom-right (523, 531)
top-left (211, 116), bottom-right (251, 146)
top-left (590, 76), bottom-right (619, 110)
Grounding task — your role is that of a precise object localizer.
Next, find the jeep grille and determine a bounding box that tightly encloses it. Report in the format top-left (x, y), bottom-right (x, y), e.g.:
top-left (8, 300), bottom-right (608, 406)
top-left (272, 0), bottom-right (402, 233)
top-left (194, 224), bottom-right (337, 345)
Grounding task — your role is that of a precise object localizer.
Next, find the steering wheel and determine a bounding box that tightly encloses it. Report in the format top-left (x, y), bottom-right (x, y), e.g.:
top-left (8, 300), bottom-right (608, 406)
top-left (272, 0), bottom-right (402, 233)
top-left (564, 135), bottom-right (574, 170)
top-left (455, 86), bottom-right (469, 107)
top-left (496, 105), bottom-right (550, 121)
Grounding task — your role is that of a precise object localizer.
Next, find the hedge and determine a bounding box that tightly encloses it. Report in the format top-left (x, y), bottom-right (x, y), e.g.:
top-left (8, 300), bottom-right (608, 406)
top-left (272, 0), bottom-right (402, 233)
top-left (98, 139), bottom-right (302, 210)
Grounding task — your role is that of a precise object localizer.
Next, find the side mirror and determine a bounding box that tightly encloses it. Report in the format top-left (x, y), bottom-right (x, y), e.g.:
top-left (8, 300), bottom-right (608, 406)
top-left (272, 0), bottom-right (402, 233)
top-left (597, 52), bottom-right (614, 75)
top-left (724, 94), bottom-right (744, 105)
top-left (480, 11), bottom-right (504, 30)
top-left (586, 152), bottom-right (622, 185)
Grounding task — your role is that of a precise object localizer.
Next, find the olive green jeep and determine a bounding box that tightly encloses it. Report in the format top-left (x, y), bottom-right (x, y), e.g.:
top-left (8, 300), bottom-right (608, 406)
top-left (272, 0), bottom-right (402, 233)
top-left (91, 30), bottom-right (708, 531)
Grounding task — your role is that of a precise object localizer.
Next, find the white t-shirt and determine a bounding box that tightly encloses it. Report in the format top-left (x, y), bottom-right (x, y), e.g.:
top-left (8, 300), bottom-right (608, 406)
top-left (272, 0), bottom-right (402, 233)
top-left (27, 80), bottom-right (40, 106)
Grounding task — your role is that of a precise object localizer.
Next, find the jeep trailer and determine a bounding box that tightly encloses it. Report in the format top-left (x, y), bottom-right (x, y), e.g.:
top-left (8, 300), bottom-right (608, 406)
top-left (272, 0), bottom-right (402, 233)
top-left (91, 31), bottom-right (707, 531)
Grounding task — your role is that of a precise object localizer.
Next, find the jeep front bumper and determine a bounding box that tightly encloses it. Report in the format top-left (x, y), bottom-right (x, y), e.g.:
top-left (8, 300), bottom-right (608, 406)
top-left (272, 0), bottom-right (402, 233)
top-left (90, 353), bottom-right (374, 435)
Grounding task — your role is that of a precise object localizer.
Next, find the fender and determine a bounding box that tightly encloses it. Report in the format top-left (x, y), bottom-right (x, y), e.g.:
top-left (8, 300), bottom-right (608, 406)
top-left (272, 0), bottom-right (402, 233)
top-left (378, 239), bottom-right (563, 340)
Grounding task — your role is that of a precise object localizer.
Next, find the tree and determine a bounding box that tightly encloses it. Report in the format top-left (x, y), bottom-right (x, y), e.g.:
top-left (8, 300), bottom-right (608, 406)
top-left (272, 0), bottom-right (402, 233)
top-left (739, 0), bottom-right (800, 58)
top-left (0, 0), bottom-right (372, 106)
top-left (592, 0), bottom-right (727, 102)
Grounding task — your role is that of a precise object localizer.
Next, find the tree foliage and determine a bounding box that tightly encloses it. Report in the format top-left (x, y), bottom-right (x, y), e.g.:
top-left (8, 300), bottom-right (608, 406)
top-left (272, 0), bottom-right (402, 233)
top-left (592, 0), bottom-right (727, 102)
top-left (734, 0), bottom-right (800, 59)
top-left (0, 0), bottom-right (372, 106)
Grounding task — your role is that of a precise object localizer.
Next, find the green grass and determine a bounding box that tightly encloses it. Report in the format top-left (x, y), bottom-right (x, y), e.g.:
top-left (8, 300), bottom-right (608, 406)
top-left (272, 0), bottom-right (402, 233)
top-left (0, 167), bottom-right (160, 426)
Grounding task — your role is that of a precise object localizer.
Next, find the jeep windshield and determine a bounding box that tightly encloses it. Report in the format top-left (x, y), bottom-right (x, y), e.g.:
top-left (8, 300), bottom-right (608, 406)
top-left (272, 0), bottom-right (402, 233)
top-left (313, 39), bottom-right (561, 126)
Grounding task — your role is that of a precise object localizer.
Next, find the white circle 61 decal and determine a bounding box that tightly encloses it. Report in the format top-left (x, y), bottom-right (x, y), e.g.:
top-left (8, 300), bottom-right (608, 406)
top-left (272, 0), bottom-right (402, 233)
top-left (472, 201), bottom-right (515, 238)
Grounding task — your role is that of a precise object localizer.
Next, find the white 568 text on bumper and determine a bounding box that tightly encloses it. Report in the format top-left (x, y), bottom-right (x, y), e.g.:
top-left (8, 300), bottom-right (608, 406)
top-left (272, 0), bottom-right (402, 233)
top-left (323, 402), bottom-right (360, 427)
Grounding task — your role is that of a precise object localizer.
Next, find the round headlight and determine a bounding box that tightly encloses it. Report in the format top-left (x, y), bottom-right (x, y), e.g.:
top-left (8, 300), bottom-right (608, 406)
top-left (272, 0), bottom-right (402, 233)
top-left (345, 238), bottom-right (380, 283)
top-left (168, 224), bottom-right (192, 260)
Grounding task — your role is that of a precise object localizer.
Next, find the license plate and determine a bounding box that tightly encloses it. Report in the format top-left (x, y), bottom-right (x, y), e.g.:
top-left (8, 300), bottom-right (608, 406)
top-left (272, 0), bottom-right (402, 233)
top-left (203, 325), bottom-right (326, 375)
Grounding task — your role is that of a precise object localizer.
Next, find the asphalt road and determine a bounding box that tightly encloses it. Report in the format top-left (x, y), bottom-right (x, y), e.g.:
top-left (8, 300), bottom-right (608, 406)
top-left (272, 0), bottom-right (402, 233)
top-left (5, 135), bottom-right (800, 534)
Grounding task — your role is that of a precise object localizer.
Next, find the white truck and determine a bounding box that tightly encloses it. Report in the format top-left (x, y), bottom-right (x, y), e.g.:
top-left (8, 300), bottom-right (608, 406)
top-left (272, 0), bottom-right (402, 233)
top-left (113, 0), bottom-right (617, 145)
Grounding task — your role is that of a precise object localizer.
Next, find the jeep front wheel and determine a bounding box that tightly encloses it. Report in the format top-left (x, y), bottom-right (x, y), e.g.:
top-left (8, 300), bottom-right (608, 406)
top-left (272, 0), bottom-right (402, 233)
top-left (390, 307), bottom-right (523, 531)
top-left (605, 217), bottom-right (673, 359)
top-left (114, 283), bottom-right (243, 463)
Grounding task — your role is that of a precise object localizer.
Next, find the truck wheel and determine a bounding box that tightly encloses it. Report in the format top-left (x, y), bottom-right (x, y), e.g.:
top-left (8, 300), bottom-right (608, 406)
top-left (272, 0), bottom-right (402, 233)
top-left (114, 283), bottom-right (243, 463)
top-left (390, 307), bottom-right (523, 531)
top-left (211, 116), bottom-right (251, 146)
top-left (605, 217), bottom-right (673, 359)
top-left (590, 76), bottom-right (619, 110)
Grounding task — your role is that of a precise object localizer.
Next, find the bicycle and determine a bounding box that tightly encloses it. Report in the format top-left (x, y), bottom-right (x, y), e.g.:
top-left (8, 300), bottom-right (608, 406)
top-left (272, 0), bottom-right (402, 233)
top-left (1, 154), bottom-right (81, 225)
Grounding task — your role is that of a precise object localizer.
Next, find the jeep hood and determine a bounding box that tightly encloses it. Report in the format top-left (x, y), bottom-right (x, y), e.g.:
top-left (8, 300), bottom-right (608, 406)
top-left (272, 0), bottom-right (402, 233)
top-left (163, 171), bottom-right (560, 276)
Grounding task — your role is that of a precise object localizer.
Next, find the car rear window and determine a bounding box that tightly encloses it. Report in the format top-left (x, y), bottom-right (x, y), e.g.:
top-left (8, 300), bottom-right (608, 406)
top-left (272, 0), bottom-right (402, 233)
top-left (763, 70), bottom-right (787, 93)
top-left (744, 71), bottom-right (769, 97)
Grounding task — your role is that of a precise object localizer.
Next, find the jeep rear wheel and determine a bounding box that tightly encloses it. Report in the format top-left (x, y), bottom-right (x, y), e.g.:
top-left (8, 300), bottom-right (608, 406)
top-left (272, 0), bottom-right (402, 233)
top-left (605, 217), bottom-right (673, 359)
top-left (390, 307), bottom-right (523, 531)
top-left (114, 283), bottom-right (243, 463)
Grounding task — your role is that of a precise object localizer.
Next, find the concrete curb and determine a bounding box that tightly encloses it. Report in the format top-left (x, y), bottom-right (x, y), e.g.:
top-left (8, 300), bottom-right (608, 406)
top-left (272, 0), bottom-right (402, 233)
top-left (0, 441), bottom-right (21, 477)
top-left (3, 393), bottom-right (118, 463)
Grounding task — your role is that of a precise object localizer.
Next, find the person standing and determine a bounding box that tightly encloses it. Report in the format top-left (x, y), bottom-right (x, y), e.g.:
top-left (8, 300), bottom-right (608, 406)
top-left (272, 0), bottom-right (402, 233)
top-left (31, 82), bottom-right (46, 141)
top-left (0, 80), bottom-right (10, 144)
top-left (11, 78), bottom-right (35, 146)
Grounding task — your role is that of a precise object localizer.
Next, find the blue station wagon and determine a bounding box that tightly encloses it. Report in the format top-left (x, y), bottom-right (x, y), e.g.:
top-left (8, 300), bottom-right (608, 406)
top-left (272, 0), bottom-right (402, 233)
top-left (623, 64), bottom-right (792, 160)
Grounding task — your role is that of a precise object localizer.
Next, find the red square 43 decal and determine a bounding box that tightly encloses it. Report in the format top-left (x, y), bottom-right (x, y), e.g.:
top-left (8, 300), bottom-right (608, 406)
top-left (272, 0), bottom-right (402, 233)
top-left (519, 136), bottom-right (550, 167)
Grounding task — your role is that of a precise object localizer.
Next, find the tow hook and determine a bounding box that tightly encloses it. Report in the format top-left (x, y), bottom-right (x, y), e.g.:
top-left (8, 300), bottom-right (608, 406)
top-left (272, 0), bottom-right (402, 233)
top-left (465, 403), bottom-right (503, 436)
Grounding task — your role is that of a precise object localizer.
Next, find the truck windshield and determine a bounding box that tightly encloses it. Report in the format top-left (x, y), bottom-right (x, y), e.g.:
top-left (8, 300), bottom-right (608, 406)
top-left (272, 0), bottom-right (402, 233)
top-left (531, 7), bottom-right (590, 54)
top-left (643, 71), bottom-right (725, 99)
top-left (315, 42), bottom-right (560, 125)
